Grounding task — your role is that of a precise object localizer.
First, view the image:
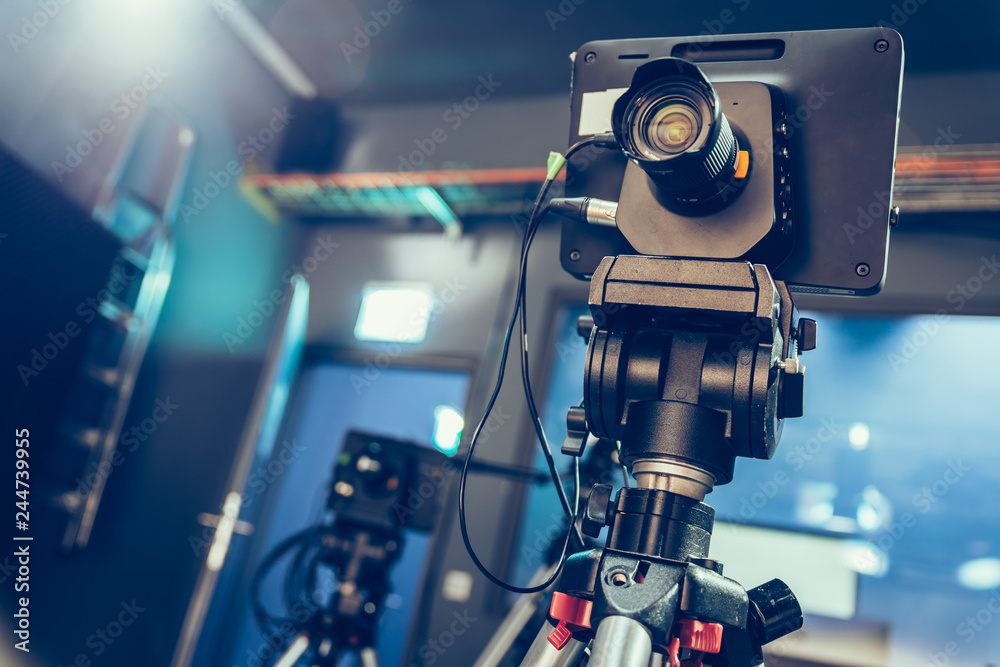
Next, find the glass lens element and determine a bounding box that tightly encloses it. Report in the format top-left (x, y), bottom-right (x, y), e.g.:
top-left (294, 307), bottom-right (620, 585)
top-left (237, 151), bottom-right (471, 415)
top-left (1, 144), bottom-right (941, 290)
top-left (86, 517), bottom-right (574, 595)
top-left (646, 101), bottom-right (701, 155)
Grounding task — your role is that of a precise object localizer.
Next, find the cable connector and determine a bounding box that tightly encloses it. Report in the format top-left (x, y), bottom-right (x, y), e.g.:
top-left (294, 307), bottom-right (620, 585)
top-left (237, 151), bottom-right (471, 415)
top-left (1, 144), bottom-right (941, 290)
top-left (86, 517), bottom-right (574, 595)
top-left (591, 132), bottom-right (619, 148)
top-left (546, 151), bottom-right (568, 180)
top-left (548, 197), bottom-right (618, 227)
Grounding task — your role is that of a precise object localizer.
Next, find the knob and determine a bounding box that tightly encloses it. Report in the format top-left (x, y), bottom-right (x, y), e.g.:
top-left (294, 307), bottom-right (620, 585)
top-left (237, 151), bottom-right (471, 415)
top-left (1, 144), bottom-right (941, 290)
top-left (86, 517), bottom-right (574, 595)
top-left (582, 484), bottom-right (613, 537)
top-left (747, 578), bottom-right (803, 645)
top-left (795, 318), bottom-right (817, 352)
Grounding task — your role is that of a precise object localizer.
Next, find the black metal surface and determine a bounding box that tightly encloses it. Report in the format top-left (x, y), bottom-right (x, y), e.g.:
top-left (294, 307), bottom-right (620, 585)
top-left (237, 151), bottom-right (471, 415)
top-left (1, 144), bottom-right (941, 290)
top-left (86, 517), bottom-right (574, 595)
top-left (561, 406), bottom-right (589, 457)
top-left (778, 371), bottom-right (805, 419)
top-left (561, 28), bottom-right (904, 295)
top-left (552, 486), bottom-right (798, 664)
top-left (583, 256), bottom-right (792, 469)
top-left (592, 554), bottom-right (686, 647)
top-left (747, 579), bottom-right (804, 645)
top-left (583, 483), bottom-right (614, 538)
top-left (620, 401), bottom-right (735, 484)
top-left (679, 563), bottom-right (749, 629)
top-left (605, 488), bottom-right (714, 561)
top-left (794, 317), bottom-right (817, 352)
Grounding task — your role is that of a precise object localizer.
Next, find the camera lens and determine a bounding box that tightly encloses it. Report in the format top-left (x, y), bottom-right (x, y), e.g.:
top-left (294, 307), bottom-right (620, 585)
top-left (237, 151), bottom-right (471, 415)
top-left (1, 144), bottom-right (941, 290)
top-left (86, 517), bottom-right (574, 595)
top-left (648, 104), bottom-right (699, 153)
top-left (613, 58), bottom-right (740, 203)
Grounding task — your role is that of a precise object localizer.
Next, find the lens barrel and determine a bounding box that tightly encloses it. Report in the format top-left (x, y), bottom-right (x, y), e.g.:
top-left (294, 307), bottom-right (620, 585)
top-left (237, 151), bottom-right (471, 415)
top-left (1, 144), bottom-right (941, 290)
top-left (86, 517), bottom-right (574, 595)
top-left (612, 58), bottom-right (740, 203)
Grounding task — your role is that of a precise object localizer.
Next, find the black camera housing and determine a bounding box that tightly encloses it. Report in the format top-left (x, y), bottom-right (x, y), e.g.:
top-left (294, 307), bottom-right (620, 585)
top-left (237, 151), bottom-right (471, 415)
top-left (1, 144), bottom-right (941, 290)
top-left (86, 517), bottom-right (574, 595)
top-left (616, 80), bottom-right (792, 268)
top-left (560, 28), bottom-right (904, 296)
top-left (326, 430), bottom-right (449, 532)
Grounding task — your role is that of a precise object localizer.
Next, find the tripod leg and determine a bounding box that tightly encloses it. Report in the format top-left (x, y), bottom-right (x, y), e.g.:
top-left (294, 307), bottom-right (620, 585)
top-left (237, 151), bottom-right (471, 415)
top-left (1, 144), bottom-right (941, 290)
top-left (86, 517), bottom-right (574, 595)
top-left (272, 633), bottom-right (310, 667)
top-left (475, 577), bottom-right (554, 666)
top-left (358, 647), bottom-right (378, 667)
top-left (476, 564), bottom-right (558, 667)
top-left (519, 620), bottom-right (586, 667)
top-left (588, 616), bottom-right (652, 667)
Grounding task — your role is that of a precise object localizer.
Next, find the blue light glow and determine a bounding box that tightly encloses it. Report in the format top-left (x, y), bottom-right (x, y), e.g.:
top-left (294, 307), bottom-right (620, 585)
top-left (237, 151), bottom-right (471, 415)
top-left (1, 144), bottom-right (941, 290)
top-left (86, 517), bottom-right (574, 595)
top-left (432, 405), bottom-right (463, 455)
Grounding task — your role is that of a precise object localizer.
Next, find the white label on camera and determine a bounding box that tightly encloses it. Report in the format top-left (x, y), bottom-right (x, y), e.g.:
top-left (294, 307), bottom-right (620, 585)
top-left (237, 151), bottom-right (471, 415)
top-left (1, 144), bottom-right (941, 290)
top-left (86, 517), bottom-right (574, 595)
top-left (578, 87), bottom-right (627, 136)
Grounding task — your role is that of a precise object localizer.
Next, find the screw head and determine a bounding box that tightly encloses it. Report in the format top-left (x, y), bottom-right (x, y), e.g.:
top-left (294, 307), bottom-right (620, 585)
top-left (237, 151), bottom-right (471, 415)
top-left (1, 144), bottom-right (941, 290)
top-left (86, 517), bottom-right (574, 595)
top-left (874, 39), bottom-right (890, 53)
top-left (856, 262), bottom-right (871, 277)
top-left (611, 572), bottom-right (628, 586)
top-left (569, 250), bottom-right (581, 261)
top-left (584, 51), bottom-right (597, 64)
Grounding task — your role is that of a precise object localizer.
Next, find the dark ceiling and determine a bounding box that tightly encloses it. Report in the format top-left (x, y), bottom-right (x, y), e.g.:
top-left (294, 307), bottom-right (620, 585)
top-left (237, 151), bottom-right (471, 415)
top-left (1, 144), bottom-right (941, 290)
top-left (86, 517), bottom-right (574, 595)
top-left (248, 0), bottom-right (1000, 104)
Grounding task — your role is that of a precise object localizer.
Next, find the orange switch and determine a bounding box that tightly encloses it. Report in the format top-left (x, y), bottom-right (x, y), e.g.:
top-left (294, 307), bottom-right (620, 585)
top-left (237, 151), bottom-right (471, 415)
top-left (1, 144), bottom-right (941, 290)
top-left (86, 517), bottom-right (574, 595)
top-left (735, 150), bottom-right (750, 179)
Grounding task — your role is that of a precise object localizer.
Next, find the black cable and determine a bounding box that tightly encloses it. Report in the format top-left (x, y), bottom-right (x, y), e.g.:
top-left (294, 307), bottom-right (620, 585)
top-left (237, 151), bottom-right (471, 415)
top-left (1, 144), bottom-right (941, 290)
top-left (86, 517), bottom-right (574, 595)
top-left (282, 534), bottom-right (311, 613)
top-left (458, 199), bottom-right (575, 594)
top-left (458, 136), bottom-right (615, 593)
top-left (515, 139), bottom-right (612, 536)
top-left (513, 137), bottom-right (615, 538)
top-left (517, 197), bottom-right (584, 550)
top-left (304, 548), bottom-right (326, 608)
top-left (251, 525), bottom-right (321, 635)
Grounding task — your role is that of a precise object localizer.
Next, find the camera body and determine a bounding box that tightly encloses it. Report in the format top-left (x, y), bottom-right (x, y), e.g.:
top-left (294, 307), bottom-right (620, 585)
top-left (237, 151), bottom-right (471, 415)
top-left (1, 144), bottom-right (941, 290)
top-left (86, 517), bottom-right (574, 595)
top-left (616, 79), bottom-right (791, 267)
top-left (561, 28), bottom-right (904, 296)
top-left (326, 430), bottom-right (449, 532)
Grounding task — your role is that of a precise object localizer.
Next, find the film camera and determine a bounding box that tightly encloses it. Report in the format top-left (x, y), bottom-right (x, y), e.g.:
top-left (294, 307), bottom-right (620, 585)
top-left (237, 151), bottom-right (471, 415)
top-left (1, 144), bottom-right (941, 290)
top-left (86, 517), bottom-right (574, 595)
top-left (514, 29), bottom-right (904, 667)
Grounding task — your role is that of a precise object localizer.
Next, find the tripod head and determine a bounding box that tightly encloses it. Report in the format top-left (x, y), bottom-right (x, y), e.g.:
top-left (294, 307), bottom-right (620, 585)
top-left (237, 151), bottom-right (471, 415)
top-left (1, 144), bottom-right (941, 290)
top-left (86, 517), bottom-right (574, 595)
top-left (577, 255), bottom-right (813, 500)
